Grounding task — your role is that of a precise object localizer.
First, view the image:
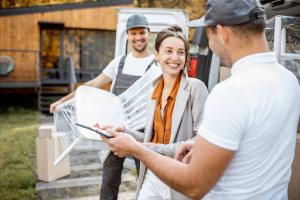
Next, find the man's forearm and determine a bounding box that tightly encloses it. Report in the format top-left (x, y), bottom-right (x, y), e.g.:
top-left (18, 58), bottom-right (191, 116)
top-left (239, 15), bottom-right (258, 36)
top-left (131, 135), bottom-right (234, 199)
top-left (106, 133), bottom-right (233, 199)
top-left (60, 91), bottom-right (75, 103)
top-left (85, 73), bottom-right (112, 89)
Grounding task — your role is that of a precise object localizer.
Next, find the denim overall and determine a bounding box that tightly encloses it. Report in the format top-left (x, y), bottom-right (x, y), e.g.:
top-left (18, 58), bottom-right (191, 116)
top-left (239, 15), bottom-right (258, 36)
top-left (100, 55), bottom-right (154, 200)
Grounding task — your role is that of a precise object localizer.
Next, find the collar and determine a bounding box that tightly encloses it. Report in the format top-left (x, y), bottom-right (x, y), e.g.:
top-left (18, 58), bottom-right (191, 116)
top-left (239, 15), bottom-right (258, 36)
top-left (128, 52), bottom-right (155, 60)
top-left (152, 73), bottom-right (183, 100)
top-left (169, 74), bottom-right (181, 98)
top-left (231, 52), bottom-right (277, 76)
top-left (152, 77), bottom-right (164, 100)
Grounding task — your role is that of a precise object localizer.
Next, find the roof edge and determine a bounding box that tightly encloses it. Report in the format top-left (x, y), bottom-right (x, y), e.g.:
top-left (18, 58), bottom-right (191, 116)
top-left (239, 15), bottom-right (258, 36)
top-left (0, 0), bottom-right (133, 17)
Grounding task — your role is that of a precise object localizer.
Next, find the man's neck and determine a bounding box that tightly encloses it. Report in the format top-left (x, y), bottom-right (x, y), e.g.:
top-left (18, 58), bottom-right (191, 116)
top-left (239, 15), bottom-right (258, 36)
top-left (131, 50), bottom-right (151, 58)
top-left (230, 34), bottom-right (270, 65)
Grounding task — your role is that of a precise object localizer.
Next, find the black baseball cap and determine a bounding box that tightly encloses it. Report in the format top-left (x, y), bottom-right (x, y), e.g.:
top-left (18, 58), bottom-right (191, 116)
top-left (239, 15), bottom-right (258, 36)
top-left (189, 0), bottom-right (265, 27)
top-left (126, 14), bottom-right (149, 31)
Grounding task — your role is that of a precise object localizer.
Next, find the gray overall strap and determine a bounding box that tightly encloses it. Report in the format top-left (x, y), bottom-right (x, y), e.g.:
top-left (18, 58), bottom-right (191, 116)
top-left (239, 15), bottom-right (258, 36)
top-left (145, 59), bottom-right (155, 71)
top-left (111, 56), bottom-right (155, 96)
top-left (118, 56), bottom-right (154, 73)
top-left (111, 55), bottom-right (140, 95)
top-left (117, 55), bottom-right (126, 74)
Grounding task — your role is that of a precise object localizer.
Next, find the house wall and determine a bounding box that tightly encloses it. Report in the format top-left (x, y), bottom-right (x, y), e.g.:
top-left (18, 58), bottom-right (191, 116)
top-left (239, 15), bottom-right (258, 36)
top-left (0, 5), bottom-right (129, 83)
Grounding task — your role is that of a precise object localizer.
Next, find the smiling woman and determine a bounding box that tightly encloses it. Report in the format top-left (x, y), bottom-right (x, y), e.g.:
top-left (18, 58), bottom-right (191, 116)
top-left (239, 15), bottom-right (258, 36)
top-left (101, 26), bottom-right (209, 200)
top-left (156, 36), bottom-right (186, 77)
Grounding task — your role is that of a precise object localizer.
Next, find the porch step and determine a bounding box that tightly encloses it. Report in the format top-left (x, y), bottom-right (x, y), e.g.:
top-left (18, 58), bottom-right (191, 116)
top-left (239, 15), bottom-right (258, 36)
top-left (38, 83), bottom-right (71, 113)
top-left (54, 193), bottom-right (136, 200)
top-left (36, 174), bottom-right (136, 200)
top-left (36, 176), bottom-right (101, 199)
top-left (69, 163), bottom-right (102, 178)
top-left (55, 195), bottom-right (99, 200)
top-left (69, 148), bottom-right (102, 166)
top-left (36, 137), bottom-right (137, 200)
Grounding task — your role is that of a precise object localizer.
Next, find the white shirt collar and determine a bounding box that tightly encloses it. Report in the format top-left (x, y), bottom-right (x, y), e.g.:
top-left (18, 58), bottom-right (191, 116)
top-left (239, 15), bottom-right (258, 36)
top-left (231, 52), bottom-right (277, 75)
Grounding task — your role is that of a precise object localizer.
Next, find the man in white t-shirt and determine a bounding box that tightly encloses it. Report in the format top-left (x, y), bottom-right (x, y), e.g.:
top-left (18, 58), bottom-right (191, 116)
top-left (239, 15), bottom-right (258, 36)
top-left (100, 0), bottom-right (300, 199)
top-left (49, 14), bottom-right (154, 112)
top-left (49, 15), bottom-right (154, 200)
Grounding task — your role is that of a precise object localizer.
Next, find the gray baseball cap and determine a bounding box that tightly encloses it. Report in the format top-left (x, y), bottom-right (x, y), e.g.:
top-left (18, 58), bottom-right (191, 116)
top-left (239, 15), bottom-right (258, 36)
top-left (126, 14), bottom-right (149, 31)
top-left (189, 0), bottom-right (265, 27)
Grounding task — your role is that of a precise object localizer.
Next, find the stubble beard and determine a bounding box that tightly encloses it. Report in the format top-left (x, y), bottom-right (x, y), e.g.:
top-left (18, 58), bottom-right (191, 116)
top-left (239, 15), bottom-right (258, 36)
top-left (133, 43), bottom-right (148, 53)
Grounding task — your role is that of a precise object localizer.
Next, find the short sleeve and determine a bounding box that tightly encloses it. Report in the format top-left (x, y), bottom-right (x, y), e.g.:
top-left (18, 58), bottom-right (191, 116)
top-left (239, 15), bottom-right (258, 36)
top-left (102, 56), bottom-right (122, 81)
top-left (198, 83), bottom-right (250, 151)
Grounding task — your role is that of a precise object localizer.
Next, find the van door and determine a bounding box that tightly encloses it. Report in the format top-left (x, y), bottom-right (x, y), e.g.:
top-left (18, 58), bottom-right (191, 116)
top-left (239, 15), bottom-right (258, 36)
top-left (115, 8), bottom-right (189, 57)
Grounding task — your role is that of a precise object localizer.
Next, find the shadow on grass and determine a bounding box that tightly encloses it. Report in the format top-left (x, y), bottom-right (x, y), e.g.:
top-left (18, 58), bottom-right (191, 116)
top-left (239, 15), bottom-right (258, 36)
top-left (0, 93), bottom-right (38, 113)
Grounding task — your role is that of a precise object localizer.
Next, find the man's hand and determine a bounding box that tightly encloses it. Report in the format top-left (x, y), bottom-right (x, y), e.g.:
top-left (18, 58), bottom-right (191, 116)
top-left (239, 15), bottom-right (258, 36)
top-left (95, 123), bottom-right (125, 132)
top-left (102, 130), bottom-right (139, 158)
top-left (174, 142), bottom-right (194, 164)
top-left (49, 100), bottom-right (62, 113)
top-left (49, 92), bottom-right (75, 113)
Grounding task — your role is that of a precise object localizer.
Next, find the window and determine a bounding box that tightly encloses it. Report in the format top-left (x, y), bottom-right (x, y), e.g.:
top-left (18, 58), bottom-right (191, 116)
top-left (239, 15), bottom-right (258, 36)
top-left (41, 27), bottom-right (116, 81)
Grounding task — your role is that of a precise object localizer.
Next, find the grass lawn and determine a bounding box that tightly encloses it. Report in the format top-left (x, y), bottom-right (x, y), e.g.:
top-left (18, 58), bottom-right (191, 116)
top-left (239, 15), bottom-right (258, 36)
top-left (0, 106), bottom-right (40, 200)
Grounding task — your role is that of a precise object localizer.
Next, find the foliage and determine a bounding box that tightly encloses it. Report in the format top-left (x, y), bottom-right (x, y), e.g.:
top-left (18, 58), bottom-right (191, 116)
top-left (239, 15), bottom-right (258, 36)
top-left (0, 0), bottom-right (96, 9)
top-left (134, 0), bottom-right (190, 8)
top-left (0, 107), bottom-right (40, 200)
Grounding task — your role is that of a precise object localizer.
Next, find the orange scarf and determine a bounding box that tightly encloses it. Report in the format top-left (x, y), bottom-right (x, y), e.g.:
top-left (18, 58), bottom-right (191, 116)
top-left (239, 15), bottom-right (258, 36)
top-left (151, 74), bottom-right (181, 144)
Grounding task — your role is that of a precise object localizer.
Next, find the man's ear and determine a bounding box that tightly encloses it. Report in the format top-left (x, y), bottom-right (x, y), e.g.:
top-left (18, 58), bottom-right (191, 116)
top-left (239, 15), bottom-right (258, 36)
top-left (147, 28), bottom-right (151, 35)
top-left (216, 25), bottom-right (229, 46)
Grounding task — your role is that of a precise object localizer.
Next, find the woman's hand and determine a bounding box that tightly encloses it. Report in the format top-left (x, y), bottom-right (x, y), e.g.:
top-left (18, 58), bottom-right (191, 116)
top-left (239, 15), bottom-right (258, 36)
top-left (174, 142), bottom-right (194, 164)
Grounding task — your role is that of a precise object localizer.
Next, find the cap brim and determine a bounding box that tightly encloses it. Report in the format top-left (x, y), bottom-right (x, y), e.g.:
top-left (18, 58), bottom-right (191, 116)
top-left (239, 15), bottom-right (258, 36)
top-left (127, 25), bottom-right (149, 30)
top-left (189, 16), bottom-right (206, 27)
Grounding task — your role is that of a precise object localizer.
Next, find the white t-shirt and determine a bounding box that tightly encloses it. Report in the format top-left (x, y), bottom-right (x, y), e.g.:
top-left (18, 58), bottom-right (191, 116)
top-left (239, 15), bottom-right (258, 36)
top-left (199, 52), bottom-right (300, 200)
top-left (102, 52), bottom-right (155, 88)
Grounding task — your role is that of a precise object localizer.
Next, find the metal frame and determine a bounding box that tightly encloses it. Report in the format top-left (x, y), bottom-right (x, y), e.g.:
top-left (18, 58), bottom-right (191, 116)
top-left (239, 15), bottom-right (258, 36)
top-left (207, 53), bottom-right (220, 91)
top-left (273, 16), bottom-right (300, 63)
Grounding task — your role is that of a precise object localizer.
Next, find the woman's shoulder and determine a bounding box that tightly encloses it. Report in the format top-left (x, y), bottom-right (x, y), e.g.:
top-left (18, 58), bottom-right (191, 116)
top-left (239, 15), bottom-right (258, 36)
top-left (185, 77), bottom-right (207, 90)
top-left (184, 77), bottom-right (209, 101)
